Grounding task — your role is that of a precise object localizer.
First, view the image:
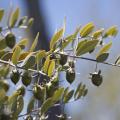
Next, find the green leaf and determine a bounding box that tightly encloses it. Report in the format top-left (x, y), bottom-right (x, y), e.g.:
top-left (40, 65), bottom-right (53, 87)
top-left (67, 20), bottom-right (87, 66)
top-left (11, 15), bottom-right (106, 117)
top-left (27, 96), bottom-right (35, 113)
top-left (63, 90), bottom-right (74, 103)
top-left (96, 41), bottom-right (112, 57)
top-left (9, 8), bottom-right (20, 28)
top-left (80, 22), bottom-right (94, 37)
top-left (27, 18), bottom-right (34, 28)
top-left (0, 9), bottom-right (4, 21)
top-left (48, 60), bottom-right (55, 77)
top-left (15, 38), bottom-right (28, 49)
top-left (43, 56), bottom-right (50, 74)
top-left (103, 26), bottom-right (118, 38)
top-left (21, 53), bottom-right (36, 69)
top-left (52, 87), bottom-right (64, 102)
top-left (36, 50), bottom-right (46, 69)
top-left (92, 28), bottom-right (104, 38)
top-left (12, 46), bottom-right (21, 65)
top-left (29, 32), bottom-right (39, 52)
top-left (76, 39), bottom-right (98, 56)
top-left (50, 28), bottom-right (64, 50)
top-left (0, 88), bottom-right (6, 105)
top-left (40, 98), bottom-right (53, 115)
top-left (74, 82), bottom-right (82, 99)
top-left (0, 39), bottom-right (7, 50)
top-left (96, 53), bottom-right (109, 62)
top-left (18, 16), bottom-right (28, 27)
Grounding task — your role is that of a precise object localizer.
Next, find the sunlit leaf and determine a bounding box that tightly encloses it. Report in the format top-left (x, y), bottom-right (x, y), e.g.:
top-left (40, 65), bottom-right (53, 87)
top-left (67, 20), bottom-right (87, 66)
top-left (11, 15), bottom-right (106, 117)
top-left (9, 8), bottom-right (20, 28)
top-left (29, 32), bottom-right (39, 52)
top-left (52, 87), bottom-right (64, 102)
top-left (80, 22), bottom-right (94, 37)
top-left (50, 28), bottom-right (64, 50)
top-left (76, 39), bottom-right (98, 56)
top-left (92, 28), bottom-right (104, 38)
top-left (43, 56), bottom-right (50, 74)
top-left (103, 26), bottom-right (118, 38)
top-left (27, 18), bottom-right (34, 28)
top-left (96, 41), bottom-right (112, 57)
top-left (12, 46), bottom-right (21, 65)
top-left (48, 60), bottom-right (55, 77)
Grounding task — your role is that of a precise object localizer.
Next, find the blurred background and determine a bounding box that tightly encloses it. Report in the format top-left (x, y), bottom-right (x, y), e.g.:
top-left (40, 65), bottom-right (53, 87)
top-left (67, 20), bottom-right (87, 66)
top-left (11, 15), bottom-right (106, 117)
top-left (1, 0), bottom-right (120, 120)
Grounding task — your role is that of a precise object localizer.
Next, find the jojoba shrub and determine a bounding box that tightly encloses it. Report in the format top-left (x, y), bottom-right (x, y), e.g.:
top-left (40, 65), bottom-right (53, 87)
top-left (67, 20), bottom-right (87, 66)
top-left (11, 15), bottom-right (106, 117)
top-left (0, 7), bottom-right (119, 120)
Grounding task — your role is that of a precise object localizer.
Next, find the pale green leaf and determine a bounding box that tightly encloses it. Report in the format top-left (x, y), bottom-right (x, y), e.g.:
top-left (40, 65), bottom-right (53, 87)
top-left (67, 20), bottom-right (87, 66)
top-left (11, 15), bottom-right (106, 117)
top-left (9, 8), bottom-right (20, 28)
top-left (96, 41), bottom-right (112, 57)
top-left (50, 28), bottom-right (64, 50)
top-left (80, 22), bottom-right (94, 37)
top-left (76, 39), bottom-right (98, 56)
top-left (29, 32), bottom-right (39, 52)
top-left (52, 87), bottom-right (64, 102)
top-left (103, 26), bottom-right (118, 38)
top-left (27, 18), bottom-right (34, 28)
top-left (43, 56), bottom-right (50, 74)
top-left (12, 46), bottom-right (21, 65)
top-left (92, 28), bottom-right (104, 38)
top-left (48, 60), bottom-right (55, 77)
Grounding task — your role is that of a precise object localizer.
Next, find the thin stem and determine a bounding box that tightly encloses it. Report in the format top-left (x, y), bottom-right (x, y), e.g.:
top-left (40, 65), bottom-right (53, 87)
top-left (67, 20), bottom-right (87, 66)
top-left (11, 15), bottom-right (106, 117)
top-left (0, 59), bottom-right (47, 76)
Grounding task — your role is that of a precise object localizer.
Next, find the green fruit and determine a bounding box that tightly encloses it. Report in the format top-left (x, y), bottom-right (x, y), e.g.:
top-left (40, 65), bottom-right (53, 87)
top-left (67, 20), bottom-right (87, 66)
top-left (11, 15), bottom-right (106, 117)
top-left (17, 85), bottom-right (25, 96)
top-left (33, 84), bottom-right (45, 102)
top-left (60, 54), bottom-right (68, 66)
top-left (10, 70), bottom-right (20, 84)
top-left (90, 70), bottom-right (103, 86)
top-left (66, 68), bottom-right (75, 84)
top-left (0, 80), bottom-right (9, 92)
top-left (22, 72), bottom-right (32, 87)
top-left (5, 32), bottom-right (16, 48)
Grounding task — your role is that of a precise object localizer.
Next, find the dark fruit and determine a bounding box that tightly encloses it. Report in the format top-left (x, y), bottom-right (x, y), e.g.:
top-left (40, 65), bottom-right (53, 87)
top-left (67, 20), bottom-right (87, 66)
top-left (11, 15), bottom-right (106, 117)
top-left (33, 84), bottom-right (45, 102)
top-left (90, 70), bottom-right (103, 86)
top-left (5, 32), bottom-right (16, 48)
top-left (66, 68), bottom-right (75, 84)
top-left (21, 72), bottom-right (32, 87)
top-left (59, 53), bottom-right (68, 66)
top-left (0, 80), bottom-right (9, 92)
top-left (10, 69), bottom-right (20, 84)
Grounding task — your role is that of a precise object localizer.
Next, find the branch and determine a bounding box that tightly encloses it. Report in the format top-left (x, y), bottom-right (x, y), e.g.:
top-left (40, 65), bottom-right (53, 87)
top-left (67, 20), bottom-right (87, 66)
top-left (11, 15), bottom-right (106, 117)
top-left (0, 59), bottom-right (47, 76)
top-left (57, 52), bottom-right (120, 68)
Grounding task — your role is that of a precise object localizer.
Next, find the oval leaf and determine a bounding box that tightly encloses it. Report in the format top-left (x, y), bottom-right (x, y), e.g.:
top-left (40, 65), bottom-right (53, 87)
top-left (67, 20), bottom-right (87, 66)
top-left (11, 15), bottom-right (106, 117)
top-left (29, 32), bottom-right (39, 52)
top-left (9, 8), bottom-right (20, 28)
top-left (76, 39), bottom-right (98, 56)
top-left (96, 53), bottom-right (109, 62)
top-left (48, 60), bottom-right (55, 77)
top-left (96, 41), bottom-right (112, 57)
top-left (12, 46), bottom-right (21, 65)
top-left (80, 22), bottom-right (94, 38)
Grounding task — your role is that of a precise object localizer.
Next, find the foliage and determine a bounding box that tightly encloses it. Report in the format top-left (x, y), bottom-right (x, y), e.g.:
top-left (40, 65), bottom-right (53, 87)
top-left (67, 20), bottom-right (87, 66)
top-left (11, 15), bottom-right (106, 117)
top-left (0, 7), bottom-right (119, 120)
